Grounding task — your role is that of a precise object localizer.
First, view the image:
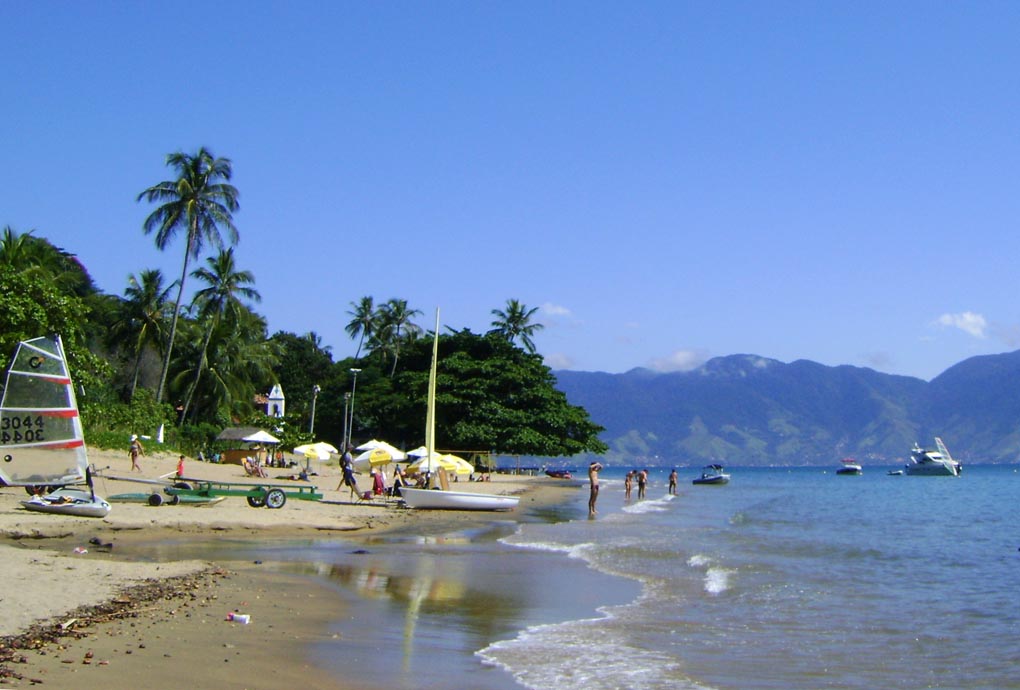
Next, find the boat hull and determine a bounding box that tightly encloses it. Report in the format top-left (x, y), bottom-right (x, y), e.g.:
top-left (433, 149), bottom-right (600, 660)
top-left (692, 475), bottom-right (730, 485)
top-left (21, 487), bottom-right (111, 518)
top-left (399, 487), bottom-right (519, 511)
top-left (905, 463), bottom-right (959, 476)
top-left (836, 467), bottom-right (862, 475)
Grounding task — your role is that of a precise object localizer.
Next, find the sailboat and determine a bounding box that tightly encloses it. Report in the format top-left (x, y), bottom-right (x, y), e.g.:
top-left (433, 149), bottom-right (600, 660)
top-left (1, 335), bottom-right (111, 518)
top-left (398, 310), bottom-right (520, 511)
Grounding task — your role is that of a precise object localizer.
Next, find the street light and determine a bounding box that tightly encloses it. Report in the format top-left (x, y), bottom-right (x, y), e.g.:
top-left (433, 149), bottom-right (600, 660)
top-left (346, 369), bottom-right (361, 449)
top-left (309, 384), bottom-right (321, 435)
top-left (341, 392), bottom-right (351, 452)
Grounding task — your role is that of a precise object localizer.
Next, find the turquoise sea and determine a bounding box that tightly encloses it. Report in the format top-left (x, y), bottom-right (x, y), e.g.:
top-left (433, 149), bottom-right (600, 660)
top-left (134, 464), bottom-right (1020, 689)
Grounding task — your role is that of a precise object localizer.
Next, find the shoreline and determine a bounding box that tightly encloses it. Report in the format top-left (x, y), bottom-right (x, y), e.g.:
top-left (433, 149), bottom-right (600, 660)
top-left (0, 446), bottom-right (582, 687)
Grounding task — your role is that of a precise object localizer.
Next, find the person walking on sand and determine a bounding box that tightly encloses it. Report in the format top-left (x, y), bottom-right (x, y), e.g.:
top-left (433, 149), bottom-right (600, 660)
top-left (668, 468), bottom-right (678, 495)
top-left (588, 461), bottom-right (604, 516)
top-left (129, 435), bottom-right (144, 472)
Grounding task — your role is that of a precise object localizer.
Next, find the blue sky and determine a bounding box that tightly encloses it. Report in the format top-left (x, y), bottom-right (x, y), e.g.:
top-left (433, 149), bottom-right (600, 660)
top-left (4, 2), bottom-right (1020, 381)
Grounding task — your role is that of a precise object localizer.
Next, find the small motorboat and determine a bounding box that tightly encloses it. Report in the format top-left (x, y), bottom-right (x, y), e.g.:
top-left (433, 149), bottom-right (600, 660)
top-left (836, 458), bottom-right (862, 475)
top-left (887, 469), bottom-right (904, 476)
top-left (544, 468), bottom-right (572, 479)
top-left (692, 464), bottom-right (730, 485)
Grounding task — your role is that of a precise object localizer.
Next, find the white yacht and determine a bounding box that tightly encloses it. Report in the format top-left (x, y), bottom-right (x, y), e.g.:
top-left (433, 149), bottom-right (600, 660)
top-left (905, 438), bottom-right (961, 476)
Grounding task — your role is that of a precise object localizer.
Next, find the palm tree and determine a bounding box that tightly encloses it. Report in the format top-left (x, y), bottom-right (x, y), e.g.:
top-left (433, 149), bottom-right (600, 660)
top-left (137, 148), bottom-right (240, 403)
top-left (377, 298), bottom-right (422, 376)
top-left (179, 248), bottom-right (260, 423)
top-left (345, 296), bottom-right (375, 360)
top-left (117, 269), bottom-right (174, 400)
top-left (490, 299), bottom-right (544, 353)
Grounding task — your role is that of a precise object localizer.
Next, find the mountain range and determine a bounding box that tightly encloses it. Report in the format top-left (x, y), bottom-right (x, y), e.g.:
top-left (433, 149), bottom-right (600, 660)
top-left (553, 350), bottom-right (1020, 467)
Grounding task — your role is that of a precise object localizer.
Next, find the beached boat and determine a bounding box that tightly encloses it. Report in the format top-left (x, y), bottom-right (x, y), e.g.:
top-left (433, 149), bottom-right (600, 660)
top-left (1, 335), bottom-right (111, 518)
top-left (544, 468), bottom-right (572, 479)
top-left (905, 438), bottom-right (961, 476)
top-left (836, 458), bottom-right (863, 475)
top-left (692, 464), bottom-right (730, 485)
top-left (22, 485), bottom-right (111, 518)
top-left (399, 309), bottom-right (520, 512)
top-left (398, 487), bottom-right (519, 511)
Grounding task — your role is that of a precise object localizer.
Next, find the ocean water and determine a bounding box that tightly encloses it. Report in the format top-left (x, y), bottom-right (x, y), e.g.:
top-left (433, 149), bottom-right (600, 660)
top-left (483, 465), bottom-right (1020, 690)
top-left (130, 465), bottom-right (1020, 689)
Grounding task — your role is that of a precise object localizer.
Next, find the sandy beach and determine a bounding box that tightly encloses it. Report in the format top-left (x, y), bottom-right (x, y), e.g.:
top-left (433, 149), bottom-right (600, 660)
top-left (0, 447), bottom-right (578, 688)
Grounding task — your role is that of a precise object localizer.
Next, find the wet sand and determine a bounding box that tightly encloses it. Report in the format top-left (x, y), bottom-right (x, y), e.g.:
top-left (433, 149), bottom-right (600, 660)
top-left (0, 448), bottom-right (579, 688)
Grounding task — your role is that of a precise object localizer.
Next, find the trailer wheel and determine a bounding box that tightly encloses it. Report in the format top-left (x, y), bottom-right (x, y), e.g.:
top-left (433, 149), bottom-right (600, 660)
top-left (173, 481), bottom-right (192, 490)
top-left (265, 488), bottom-right (287, 509)
top-left (148, 493), bottom-right (164, 507)
top-left (167, 494), bottom-right (181, 506)
top-left (246, 494), bottom-right (266, 508)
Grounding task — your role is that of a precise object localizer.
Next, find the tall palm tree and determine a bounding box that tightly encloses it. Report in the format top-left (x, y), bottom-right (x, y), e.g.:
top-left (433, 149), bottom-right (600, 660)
top-left (137, 148), bottom-right (240, 403)
top-left (179, 248), bottom-right (260, 423)
top-left (377, 298), bottom-right (422, 376)
top-left (490, 299), bottom-right (544, 353)
top-left (118, 269), bottom-right (174, 400)
top-left (345, 296), bottom-right (375, 360)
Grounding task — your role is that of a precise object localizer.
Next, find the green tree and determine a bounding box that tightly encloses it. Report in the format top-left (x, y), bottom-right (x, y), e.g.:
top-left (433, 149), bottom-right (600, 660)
top-left (376, 298), bottom-right (422, 377)
top-left (345, 296), bottom-right (375, 360)
top-left (137, 147), bottom-right (240, 404)
top-left (490, 298), bottom-right (544, 354)
top-left (114, 269), bottom-right (173, 400)
top-left (179, 248), bottom-right (260, 423)
top-left (359, 329), bottom-right (606, 457)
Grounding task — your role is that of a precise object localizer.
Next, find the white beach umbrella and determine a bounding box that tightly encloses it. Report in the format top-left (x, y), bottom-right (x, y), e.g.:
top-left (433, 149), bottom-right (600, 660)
top-left (352, 447), bottom-right (401, 471)
top-left (242, 429), bottom-right (281, 444)
top-left (355, 439), bottom-right (406, 460)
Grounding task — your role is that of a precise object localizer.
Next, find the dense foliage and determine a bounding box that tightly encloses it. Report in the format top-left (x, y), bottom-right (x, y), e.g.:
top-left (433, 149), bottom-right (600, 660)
top-left (0, 211), bottom-right (605, 461)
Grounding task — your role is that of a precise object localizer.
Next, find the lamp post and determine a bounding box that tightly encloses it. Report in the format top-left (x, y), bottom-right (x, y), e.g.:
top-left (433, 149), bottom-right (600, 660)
top-left (309, 384), bottom-right (321, 435)
top-left (346, 369), bottom-right (361, 449)
top-left (341, 392), bottom-right (351, 452)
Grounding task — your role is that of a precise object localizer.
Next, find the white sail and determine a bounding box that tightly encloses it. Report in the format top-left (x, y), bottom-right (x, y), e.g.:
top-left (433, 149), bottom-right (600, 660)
top-left (0, 335), bottom-right (88, 486)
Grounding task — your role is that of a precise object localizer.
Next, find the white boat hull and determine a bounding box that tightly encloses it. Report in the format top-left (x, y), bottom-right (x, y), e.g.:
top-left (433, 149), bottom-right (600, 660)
top-left (905, 462), bottom-right (959, 477)
top-left (399, 487), bottom-right (519, 511)
top-left (21, 487), bottom-right (111, 518)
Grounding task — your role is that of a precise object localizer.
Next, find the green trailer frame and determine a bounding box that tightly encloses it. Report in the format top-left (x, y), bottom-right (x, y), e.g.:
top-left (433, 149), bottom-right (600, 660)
top-left (165, 478), bottom-right (323, 509)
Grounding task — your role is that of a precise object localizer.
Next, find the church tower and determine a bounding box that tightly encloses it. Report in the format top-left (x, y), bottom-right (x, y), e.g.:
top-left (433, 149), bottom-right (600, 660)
top-left (267, 384), bottom-right (285, 418)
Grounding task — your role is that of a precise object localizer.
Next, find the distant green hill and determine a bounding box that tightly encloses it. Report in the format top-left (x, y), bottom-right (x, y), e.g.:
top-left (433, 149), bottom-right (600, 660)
top-left (554, 351), bottom-right (1020, 466)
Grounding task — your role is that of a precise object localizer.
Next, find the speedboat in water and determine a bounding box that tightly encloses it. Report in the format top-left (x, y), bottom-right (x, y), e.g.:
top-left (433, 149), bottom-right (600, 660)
top-left (835, 458), bottom-right (862, 475)
top-left (692, 464), bottom-right (730, 485)
top-left (905, 438), bottom-right (961, 476)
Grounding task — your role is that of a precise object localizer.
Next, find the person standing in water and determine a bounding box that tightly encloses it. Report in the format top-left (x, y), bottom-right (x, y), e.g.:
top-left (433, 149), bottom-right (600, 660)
top-left (637, 468), bottom-right (648, 499)
top-left (588, 461), bottom-right (604, 516)
top-left (668, 468), bottom-right (678, 495)
top-left (624, 471), bottom-right (633, 500)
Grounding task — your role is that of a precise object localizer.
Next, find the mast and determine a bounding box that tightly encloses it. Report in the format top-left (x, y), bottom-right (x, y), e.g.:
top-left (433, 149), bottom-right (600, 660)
top-left (425, 308), bottom-right (440, 461)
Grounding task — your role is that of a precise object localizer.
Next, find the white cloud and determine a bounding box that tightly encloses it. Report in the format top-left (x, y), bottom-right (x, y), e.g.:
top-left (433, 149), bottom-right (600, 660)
top-left (543, 352), bottom-right (574, 369)
top-left (934, 311), bottom-right (988, 338)
top-left (648, 349), bottom-right (709, 373)
top-left (541, 303), bottom-right (572, 317)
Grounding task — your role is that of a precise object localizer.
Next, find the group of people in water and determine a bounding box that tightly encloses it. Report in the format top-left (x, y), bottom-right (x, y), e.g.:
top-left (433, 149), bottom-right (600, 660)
top-left (588, 465), bottom-right (681, 517)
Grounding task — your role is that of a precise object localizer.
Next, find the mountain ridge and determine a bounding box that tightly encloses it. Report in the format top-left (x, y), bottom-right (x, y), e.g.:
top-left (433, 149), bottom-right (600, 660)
top-left (554, 350), bottom-right (1020, 466)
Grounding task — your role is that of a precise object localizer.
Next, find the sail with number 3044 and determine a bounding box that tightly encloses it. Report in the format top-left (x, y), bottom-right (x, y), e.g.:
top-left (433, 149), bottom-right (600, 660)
top-left (1, 335), bottom-right (110, 517)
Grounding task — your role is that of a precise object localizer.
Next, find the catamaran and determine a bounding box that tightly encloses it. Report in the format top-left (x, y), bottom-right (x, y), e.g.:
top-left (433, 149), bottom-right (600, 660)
top-left (398, 309), bottom-right (520, 512)
top-left (1, 335), bottom-right (111, 517)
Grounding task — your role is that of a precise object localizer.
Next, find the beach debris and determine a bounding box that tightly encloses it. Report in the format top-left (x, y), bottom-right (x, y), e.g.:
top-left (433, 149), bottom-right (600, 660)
top-left (72, 546), bottom-right (88, 555)
top-left (226, 612), bottom-right (250, 624)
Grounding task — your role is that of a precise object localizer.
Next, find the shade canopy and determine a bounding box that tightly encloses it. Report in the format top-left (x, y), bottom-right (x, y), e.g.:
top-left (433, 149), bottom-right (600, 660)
top-left (293, 441), bottom-right (339, 460)
top-left (242, 429), bottom-right (281, 444)
top-left (355, 439), bottom-right (406, 460)
top-left (352, 447), bottom-right (400, 471)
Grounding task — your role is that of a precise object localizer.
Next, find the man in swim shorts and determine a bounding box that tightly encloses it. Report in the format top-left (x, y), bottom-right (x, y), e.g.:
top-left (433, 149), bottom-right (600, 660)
top-left (588, 461), bottom-right (604, 516)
